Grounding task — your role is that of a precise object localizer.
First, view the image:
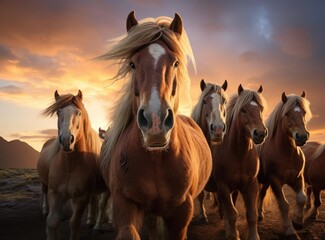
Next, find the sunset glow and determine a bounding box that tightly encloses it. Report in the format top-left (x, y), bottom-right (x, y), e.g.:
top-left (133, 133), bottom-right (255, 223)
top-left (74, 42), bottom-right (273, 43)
top-left (0, 1), bottom-right (324, 151)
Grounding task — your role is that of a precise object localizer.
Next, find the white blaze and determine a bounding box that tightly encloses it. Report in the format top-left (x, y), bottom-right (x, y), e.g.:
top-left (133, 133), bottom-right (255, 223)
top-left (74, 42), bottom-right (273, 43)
top-left (211, 93), bottom-right (221, 112)
top-left (148, 43), bottom-right (166, 69)
top-left (294, 106), bottom-right (301, 112)
top-left (149, 88), bottom-right (161, 113)
top-left (250, 101), bottom-right (258, 106)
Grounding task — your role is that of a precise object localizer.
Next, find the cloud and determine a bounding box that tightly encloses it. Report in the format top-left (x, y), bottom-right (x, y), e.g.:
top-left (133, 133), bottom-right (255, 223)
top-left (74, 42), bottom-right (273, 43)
top-left (0, 45), bottom-right (17, 61)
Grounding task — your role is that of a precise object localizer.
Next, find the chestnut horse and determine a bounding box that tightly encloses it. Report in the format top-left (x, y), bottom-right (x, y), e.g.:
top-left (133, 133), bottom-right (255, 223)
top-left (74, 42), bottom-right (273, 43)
top-left (37, 90), bottom-right (107, 239)
top-left (191, 79), bottom-right (228, 222)
top-left (258, 91), bottom-right (312, 240)
top-left (98, 12), bottom-right (212, 240)
top-left (301, 142), bottom-right (325, 219)
top-left (211, 84), bottom-right (267, 240)
top-left (301, 141), bottom-right (320, 210)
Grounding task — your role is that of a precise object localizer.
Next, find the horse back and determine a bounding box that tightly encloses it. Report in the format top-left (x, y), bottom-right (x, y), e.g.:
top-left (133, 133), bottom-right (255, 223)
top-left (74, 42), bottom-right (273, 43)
top-left (301, 141), bottom-right (321, 184)
top-left (308, 144), bottom-right (325, 189)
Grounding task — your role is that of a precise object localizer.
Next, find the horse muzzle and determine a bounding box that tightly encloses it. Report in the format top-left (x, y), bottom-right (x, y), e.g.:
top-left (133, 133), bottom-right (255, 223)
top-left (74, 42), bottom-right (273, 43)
top-left (59, 134), bottom-right (75, 152)
top-left (293, 131), bottom-right (309, 146)
top-left (137, 107), bottom-right (174, 151)
top-left (252, 128), bottom-right (268, 145)
top-left (210, 124), bottom-right (226, 144)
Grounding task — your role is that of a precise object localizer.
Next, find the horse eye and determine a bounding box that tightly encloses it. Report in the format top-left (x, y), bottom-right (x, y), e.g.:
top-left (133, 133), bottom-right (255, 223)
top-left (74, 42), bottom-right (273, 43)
top-left (241, 108), bottom-right (247, 114)
top-left (173, 61), bottom-right (179, 68)
top-left (76, 110), bottom-right (81, 116)
top-left (129, 62), bottom-right (136, 69)
top-left (57, 110), bottom-right (60, 116)
top-left (202, 99), bottom-right (206, 105)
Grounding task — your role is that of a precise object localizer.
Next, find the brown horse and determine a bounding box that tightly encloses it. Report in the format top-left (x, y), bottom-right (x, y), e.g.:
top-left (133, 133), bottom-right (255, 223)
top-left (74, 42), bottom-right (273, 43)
top-left (37, 90), bottom-right (107, 239)
top-left (98, 11), bottom-right (212, 240)
top-left (258, 91), bottom-right (312, 240)
top-left (191, 79), bottom-right (228, 222)
top-left (301, 142), bottom-right (325, 219)
top-left (211, 84), bottom-right (267, 240)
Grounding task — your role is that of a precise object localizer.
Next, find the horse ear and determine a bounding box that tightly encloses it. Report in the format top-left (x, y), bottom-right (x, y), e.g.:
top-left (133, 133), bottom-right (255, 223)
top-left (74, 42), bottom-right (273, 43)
top-left (54, 90), bottom-right (60, 101)
top-left (301, 91), bottom-right (306, 98)
top-left (257, 85), bottom-right (263, 93)
top-left (200, 79), bottom-right (206, 91)
top-left (222, 80), bottom-right (228, 91)
top-left (77, 90), bottom-right (83, 100)
top-left (170, 13), bottom-right (183, 36)
top-left (282, 92), bottom-right (287, 103)
top-left (238, 84), bottom-right (244, 95)
top-left (126, 11), bottom-right (138, 32)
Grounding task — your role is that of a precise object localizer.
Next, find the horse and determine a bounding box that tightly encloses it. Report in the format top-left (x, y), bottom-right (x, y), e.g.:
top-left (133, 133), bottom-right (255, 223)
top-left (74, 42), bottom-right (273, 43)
top-left (191, 78), bottom-right (228, 223)
top-left (210, 84), bottom-right (267, 240)
top-left (98, 11), bottom-right (212, 240)
top-left (300, 141), bottom-right (320, 210)
top-left (258, 91), bottom-right (312, 240)
top-left (37, 90), bottom-right (107, 239)
top-left (301, 142), bottom-right (325, 219)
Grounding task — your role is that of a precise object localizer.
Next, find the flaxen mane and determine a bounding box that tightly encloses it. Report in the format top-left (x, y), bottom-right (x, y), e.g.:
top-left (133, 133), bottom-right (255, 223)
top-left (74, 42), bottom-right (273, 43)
top-left (226, 89), bottom-right (266, 129)
top-left (98, 16), bottom-right (196, 174)
top-left (42, 93), bottom-right (101, 159)
top-left (191, 84), bottom-right (227, 124)
top-left (266, 95), bottom-right (312, 139)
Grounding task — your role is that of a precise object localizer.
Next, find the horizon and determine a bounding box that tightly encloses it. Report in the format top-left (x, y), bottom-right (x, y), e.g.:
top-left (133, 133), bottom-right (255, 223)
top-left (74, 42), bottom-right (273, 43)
top-left (1, 1), bottom-right (324, 151)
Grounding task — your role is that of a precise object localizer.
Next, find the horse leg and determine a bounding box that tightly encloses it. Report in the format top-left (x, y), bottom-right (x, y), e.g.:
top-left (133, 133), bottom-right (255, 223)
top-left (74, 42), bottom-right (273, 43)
top-left (241, 180), bottom-right (260, 240)
top-left (86, 195), bottom-right (97, 228)
top-left (290, 176), bottom-right (306, 229)
top-left (309, 187), bottom-right (321, 219)
top-left (93, 191), bottom-right (111, 231)
top-left (70, 195), bottom-right (90, 240)
top-left (232, 190), bottom-right (239, 206)
top-left (305, 185), bottom-right (312, 209)
top-left (41, 183), bottom-right (49, 215)
top-left (113, 193), bottom-right (144, 240)
top-left (270, 178), bottom-right (300, 240)
top-left (218, 186), bottom-right (239, 240)
top-left (46, 189), bottom-right (64, 240)
top-left (258, 183), bottom-right (269, 222)
top-left (197, 191), bottom-right (209, 223)
top-left (164, 195), bottom-right (194, 240)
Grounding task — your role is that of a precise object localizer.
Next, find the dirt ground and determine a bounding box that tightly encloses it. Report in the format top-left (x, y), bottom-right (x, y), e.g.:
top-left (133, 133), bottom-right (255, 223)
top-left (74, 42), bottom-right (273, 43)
top-left (0, 169), bottom-right (324, 240)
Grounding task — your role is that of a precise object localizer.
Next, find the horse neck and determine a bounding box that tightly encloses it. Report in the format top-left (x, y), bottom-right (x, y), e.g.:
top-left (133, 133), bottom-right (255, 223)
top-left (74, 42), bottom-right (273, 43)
top-left (273, 119), bottom-right (297, 151)
top-left (198, 117), bottom-right (211, 145)
top-left (226, 120), bottom-right (254, 155)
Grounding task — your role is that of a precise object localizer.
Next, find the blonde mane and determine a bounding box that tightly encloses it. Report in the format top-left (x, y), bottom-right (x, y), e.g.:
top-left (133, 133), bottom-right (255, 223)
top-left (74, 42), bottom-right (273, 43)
top-left (226, 89), bottom-right (267, 129)
top-left (42, 93), bottom-right (102, 158)
top-left (98, 15), bottom-right (196, 173)
top-left (266, 94), bottom-right (312, 139)
top-left (191, 84), bottom-right (228, 124)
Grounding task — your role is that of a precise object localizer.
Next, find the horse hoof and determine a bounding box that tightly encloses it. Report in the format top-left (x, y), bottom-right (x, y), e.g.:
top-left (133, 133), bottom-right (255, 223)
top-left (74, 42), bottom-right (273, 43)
top-left (199, 217), bottom-right (209, 224)
top-left (91, 229), bottom-right (104, 234)
top-left (292, 221), bottom-right (303, 230)
top-left (87, 224), bottom-right (95, 230)
top-left (285, 233), bottom-right (301, 240)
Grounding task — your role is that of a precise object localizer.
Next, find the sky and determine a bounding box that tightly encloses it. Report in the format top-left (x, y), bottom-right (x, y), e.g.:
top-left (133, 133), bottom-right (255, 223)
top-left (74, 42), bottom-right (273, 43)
top-left (0, 0), bottom-right (324, 151)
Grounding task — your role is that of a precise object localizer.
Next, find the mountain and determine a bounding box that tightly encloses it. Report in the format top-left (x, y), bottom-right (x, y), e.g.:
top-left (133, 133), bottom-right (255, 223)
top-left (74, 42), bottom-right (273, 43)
top-left (0, 137), bottom-right (39, 169)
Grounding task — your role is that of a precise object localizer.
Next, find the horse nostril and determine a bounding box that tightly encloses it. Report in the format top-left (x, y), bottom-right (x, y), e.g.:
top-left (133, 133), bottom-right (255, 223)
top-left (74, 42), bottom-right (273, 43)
top-left (70, 135), bottom-right (74, 144)
top-left (137, 108), bottom-right (149, 130)
top-left (59, 135), bottom-right (63, 144)
top-left (253, 129), bottom-right (259, 138)
top-left (164, 109), bottom-right (174, 130)
top-left (295, 132), bottom-right (300, 140)
top-left (210, 124), bottom-right (215, 132)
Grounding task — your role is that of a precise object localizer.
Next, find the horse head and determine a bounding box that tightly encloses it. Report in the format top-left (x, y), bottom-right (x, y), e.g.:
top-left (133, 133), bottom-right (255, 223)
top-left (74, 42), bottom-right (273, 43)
top-left (127, 12), bottom-right (184, 151)
top-left (281, 91), bottom-right (310, 146)
top-left (200, 79), bottom-right (228, 144)
top-left (236, 84), bottom-right (268, 144)
top-left (55, 90), bottom-right (84, 152)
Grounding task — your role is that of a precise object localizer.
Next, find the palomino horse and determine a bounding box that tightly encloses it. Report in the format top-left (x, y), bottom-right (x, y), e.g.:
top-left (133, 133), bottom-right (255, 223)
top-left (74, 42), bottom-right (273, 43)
top-left (301, 142), bottom-right (325, 219)
top-left (191, 79), bottom-right (228, 223)
top-left (211, 84), bottom-right (267, 240)
top-left (98, 11), bottom-right (212, 240)
top-left (37, 90), bottom-right (107, 239)
top-left (258, 91), bottom-right (312, 240)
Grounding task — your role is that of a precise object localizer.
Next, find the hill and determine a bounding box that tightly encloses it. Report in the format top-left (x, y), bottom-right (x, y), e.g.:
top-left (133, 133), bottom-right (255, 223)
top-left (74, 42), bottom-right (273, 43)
top-left (0, 137), bottom-right (39, 169)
